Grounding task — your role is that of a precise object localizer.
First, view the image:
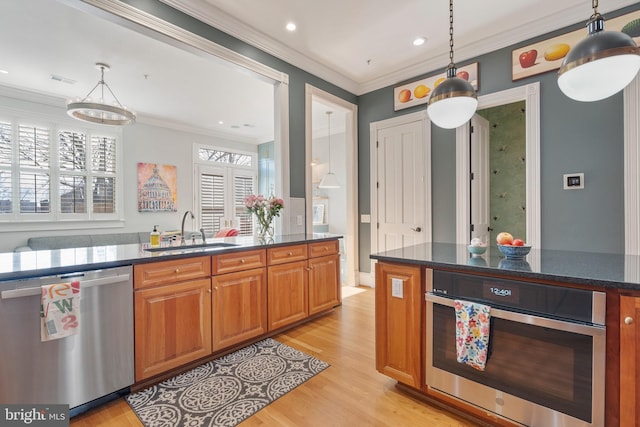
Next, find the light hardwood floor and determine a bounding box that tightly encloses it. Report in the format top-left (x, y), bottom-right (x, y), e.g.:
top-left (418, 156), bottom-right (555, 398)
top-left (71, 287), bottom-right (479, 427)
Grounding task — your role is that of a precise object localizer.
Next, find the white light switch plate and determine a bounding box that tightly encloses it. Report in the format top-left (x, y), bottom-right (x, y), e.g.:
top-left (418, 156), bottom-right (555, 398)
top-left (391, 278), bottom-right (404, 298)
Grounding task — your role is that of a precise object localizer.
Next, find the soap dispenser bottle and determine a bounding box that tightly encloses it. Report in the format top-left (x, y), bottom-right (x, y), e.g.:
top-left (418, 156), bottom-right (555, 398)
top-left (150, 225), bottom-right (160, 247)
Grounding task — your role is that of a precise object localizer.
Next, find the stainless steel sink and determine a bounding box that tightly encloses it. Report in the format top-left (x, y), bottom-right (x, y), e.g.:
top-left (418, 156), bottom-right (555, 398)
top-left (144, 242), bottom-right (238, 252)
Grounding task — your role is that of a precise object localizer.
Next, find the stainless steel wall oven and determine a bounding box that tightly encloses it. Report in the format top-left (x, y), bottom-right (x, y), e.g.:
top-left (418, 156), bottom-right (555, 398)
top-left (425, 270), bottom-right (606, 427)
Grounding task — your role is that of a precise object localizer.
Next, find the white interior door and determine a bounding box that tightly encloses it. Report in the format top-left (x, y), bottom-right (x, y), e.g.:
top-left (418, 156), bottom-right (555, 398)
top-left (470, 114), bottom-right (490, 244)
top-left (376, 119), bottom-right (428, 252)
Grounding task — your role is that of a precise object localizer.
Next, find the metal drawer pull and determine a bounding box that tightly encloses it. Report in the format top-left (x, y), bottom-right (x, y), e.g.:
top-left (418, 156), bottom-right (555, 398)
top-left (240, 259), bottom-right (245, 264)
top-left (175, 268), bottom-right (180, 274)
top-left (625, 316), bottom-right (634, 325)
top-left (287, 251), bottom-right (293, 256)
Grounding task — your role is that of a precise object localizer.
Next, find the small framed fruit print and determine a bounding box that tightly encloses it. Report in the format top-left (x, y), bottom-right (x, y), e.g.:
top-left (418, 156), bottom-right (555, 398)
top-left (512, 10), bottom-right (640, 81)
top-left (393, 62), bottom-right (479, 111)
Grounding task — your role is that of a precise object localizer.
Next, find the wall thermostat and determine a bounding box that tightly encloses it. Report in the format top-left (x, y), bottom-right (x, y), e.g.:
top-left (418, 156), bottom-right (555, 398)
top-left (563, 173), bottom-right (584, 190)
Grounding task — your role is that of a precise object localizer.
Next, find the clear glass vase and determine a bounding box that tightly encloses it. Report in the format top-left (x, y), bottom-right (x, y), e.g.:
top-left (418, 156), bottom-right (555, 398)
top-left (256, 220), bottom-right (274, 240)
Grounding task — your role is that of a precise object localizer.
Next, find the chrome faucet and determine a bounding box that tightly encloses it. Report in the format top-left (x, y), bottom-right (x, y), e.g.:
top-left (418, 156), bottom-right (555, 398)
top-left (200, 228), bottom-right (207, 244)
top-left (180, 210), bottom-right (195, 246)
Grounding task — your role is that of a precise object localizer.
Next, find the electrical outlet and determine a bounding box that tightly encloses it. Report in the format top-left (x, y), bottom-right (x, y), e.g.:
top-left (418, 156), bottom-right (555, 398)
top-left (296, 215), bottom-right (303, 226)
top-left (391, 278), bottom-right (404, 298)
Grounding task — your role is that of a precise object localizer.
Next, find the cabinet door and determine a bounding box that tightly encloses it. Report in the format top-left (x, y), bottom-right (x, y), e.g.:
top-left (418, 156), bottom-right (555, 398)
top-left (267, 260), bottom-right (308, 330)
top-left (620, 295), bottom-right (640, 427)
top-left (308, 254), bottom-right (340, 315)
top-left (212, 268), bottom-right (267, 351)
top-left (134, 278), bottom-right (212, 381)
top-left (375, 262), bottom-right (422, 388)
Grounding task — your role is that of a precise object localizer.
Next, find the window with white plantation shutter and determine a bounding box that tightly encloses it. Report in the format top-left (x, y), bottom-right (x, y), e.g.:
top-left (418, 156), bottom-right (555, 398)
top-left (200, 172), bottom-right (225, 235)
top-left (233, 175), bottom-right (254, 236)
top-left (0, 108), bottom-right (122, 224)
top-left (59, 131), bottom-right (86, 213)
top-left (196, 145), bottom-right (257, 237)
top-left (19, 125), bottom-right (50, 213)
top-left (0, 121), bottom-right (12, 214)
top-left (91, 136), bottom-right (117, 214)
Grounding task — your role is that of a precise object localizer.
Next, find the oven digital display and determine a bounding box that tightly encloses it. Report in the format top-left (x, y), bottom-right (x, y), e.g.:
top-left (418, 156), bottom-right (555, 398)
top-left (483, 281), bottom-right (519, 304)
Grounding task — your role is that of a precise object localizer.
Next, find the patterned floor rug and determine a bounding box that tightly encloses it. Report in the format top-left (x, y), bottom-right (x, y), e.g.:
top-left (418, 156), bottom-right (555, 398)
top-left (126, 338), bottom-right (329, 427)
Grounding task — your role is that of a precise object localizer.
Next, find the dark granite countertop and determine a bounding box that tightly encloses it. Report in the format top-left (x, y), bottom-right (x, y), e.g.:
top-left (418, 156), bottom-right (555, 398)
top-left (0, 234), bottom-right (341, 281)
top-left (370, 242), bottom-right (640, 291)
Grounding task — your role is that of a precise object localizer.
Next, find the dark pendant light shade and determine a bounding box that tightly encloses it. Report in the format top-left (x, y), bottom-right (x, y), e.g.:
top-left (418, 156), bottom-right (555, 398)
top-left (427, 67), bottom-right (478, 129)
top-left (558, 2), bottom-right (640, 102)
top-left (427, 0), bottom-right (477, 129)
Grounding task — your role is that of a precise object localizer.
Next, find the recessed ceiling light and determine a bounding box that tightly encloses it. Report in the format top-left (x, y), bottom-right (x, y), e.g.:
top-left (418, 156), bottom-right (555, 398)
top-left (0, 69), bottom-right (8, 74)
top-left (218, 120), bottom-right (224, 125)
top-left (286, 22), bottom-right (297, 32)
top-left (413, 37), bottom-right (426, 46)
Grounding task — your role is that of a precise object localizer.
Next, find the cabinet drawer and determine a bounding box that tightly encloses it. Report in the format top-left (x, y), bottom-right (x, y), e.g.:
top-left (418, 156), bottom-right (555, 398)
top-left (267, 244), bottom-right (308, 265)
top-left (134, 256), bottom-right (211, 289)
top-left (308, 240), bottom-right (339, 258)
top-left (212, 249), bottom-right (266, 275)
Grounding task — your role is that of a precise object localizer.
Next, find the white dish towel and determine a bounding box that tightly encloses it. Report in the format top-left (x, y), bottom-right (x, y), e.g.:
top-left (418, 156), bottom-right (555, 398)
top-left (40, 281), bottom-right (80, 341)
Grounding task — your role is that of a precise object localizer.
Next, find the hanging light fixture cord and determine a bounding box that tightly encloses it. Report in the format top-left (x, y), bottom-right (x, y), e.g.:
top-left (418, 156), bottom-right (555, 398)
top-left (327, 111), bottom-right (332, 172)
top-left (80, 64), bottom-right (126, 109)
top-left (448, 0), bottom-right (455, 70)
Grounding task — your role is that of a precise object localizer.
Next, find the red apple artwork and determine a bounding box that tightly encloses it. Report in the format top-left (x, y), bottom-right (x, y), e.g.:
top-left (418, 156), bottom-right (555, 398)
top-left (518, 50), bottom-right (537, 68)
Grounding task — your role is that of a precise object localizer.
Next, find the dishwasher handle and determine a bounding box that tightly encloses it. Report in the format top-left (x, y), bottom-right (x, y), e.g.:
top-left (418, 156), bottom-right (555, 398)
top-left (1, 273), bottom-right (131, 300)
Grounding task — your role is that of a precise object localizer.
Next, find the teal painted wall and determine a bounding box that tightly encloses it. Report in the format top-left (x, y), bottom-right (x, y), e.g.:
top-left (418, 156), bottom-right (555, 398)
top-left (258, 141), bottom-right (275, 196)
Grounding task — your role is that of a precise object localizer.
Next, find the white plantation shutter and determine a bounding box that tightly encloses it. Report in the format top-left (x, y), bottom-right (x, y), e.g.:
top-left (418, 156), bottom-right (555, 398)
top-left (19, 125), bottom-right (50, 213)
top-left (58, 131), bottom-right (87, 214)
top-left (0, 121), bottom-right (12, 214)
top-left (90, 136), bottom-right (117, 214)
top-left (233, 174), bottom-right (254, 236)
top-left (200, 172), bottom-right (225, 235)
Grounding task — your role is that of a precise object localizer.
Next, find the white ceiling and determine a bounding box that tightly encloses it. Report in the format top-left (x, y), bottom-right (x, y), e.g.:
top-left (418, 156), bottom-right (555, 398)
top-left (0, 0), bottom-right (637, 143)
top-left (167, 0), bottom-right (638, 94)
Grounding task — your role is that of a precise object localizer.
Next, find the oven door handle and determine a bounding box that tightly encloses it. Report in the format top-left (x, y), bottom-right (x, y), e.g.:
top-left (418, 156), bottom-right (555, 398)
top-left (425, 292), bottom-right (605, 336)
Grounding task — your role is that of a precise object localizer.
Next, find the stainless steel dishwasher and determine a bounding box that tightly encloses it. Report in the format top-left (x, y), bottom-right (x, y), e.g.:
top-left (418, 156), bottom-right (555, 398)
top-left (0, 265), bottom-right (134, 409)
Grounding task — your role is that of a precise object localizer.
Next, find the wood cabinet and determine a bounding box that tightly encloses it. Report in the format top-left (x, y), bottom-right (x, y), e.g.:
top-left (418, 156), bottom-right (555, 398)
top-left (211, 249), bottom-right (267, 351)
top-left (308, 242), bottom-right (340, 315)
top-left (375, 261), bottom-right (423, 388)
top-left (134, 272), bottom-right (212, 381)
top-left (620, 294), bottom-right (640, 427)
top-left (133, 240), bottom-right (340, 383)
top-left (268, 260), bottom-right (309, 330)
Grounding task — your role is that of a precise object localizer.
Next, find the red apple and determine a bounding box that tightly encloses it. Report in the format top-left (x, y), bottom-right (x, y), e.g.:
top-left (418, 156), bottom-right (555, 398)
top-left (519, 50), bottom-right (537, 68)
top-left (456, 70), bottom-right (469, 81)
top-left (512, 239), bottom-right (525, 246)
top-left (496, 232), bottom-right (514, 245)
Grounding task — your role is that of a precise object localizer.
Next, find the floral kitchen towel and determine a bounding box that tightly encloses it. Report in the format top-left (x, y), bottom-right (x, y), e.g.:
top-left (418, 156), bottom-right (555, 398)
top-left (40, 281), bottom-right (80, 341)
top-left (454, 299), bottom-right (491, 371)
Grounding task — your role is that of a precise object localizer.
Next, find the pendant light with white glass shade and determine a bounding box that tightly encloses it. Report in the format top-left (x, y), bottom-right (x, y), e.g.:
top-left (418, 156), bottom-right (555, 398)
top-left (318, 111), bottom-right (340, 189)
top-left (427, 0), bottom-right (477, 129)
top-left (557, 0), bottom-right (640, 102)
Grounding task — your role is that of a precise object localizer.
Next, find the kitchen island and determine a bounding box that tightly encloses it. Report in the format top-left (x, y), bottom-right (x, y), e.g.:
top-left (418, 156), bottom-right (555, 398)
top-left (0, 233), bottom-right (342, 410)
top-left (371, 243), bottom-right (640, 427)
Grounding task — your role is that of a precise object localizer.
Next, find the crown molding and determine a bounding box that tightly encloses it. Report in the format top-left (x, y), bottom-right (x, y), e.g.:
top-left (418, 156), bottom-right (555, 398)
top-left (161, 0), bottom-right (637, 96)
top-left (160, 0), bottom-right (360, 94)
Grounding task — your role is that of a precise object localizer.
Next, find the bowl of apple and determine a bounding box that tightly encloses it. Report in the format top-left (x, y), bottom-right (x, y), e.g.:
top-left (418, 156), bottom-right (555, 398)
top-left (496, 232), bottom-right (531, 260)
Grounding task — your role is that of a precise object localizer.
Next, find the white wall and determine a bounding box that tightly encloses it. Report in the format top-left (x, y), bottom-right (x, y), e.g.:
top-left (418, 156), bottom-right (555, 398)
top-left (0, 92), bottom-right (257, 252)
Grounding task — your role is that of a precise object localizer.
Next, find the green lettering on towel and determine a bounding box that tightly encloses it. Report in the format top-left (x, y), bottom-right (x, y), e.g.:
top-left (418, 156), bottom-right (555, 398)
top-left (53, 298), bottom-right (73, 313)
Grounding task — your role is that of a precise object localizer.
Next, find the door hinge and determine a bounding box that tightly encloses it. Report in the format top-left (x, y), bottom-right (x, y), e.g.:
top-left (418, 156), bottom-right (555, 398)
top-left (470, 172), bottom-right (475, 180)
top-left (377, 222), bottom-right (380, 229)
top-left (376, 181), bottom-right (379, 189)
top-left (471, 224), bottom-right (475, 232)
top-left (376, 140), bottom-right (379, 148)
top-left (470, 125), bottom-right (474, 133)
